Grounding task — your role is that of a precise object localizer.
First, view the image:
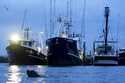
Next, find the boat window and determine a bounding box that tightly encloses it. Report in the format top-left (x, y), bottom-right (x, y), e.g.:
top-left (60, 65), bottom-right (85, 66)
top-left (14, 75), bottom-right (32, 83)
top-left (28, 42), bottom-right (32, 46)
top-left (21, 41), bottom-right (33, 47)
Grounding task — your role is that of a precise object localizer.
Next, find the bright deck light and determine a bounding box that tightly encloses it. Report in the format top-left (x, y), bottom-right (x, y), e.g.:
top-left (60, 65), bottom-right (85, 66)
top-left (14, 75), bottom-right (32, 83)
top-left (10, 33), bottom-right (20, 43)
top-left (37, 47), bottom-right (41, 53)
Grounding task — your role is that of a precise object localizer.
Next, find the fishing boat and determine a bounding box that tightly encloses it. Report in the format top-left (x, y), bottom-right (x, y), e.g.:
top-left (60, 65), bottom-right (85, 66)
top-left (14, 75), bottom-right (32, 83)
top-left (46, 0), bottom-right (83, 66)
top-left (46, 16), bottom-right (83, 66)
top-left (93, 7), bottom-right (118, 66)
top-left (118, 49), bottom-right (125, 65)
top-left (6, 28), bottom-right (47, 65)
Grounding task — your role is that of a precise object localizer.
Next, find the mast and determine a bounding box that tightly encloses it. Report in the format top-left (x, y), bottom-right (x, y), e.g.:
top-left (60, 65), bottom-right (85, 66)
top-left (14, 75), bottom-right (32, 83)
top-left (21, 9), bottom-right (27, 31)
top-left (81, 0), bottom-right (86, 52)
top-left (21, 9), bottom-right (29, 40)
top-left (66, 0), bottom-right (72, 37)
top-left (24, 28), bottom-right (30, 40)
top-left (58, 0), bottom-right (72, 38)
top-left (50, 0), bottom-right (52, 38)
top-left (52, 0), bottom-right (56, 37)
top-left (104, 7), bottom-right (110, 54)
top-left (50, 0), bottom-right (56, 38)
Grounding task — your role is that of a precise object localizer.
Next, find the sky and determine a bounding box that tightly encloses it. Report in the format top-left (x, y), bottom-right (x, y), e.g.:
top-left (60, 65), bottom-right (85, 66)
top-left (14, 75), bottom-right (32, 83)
top-left (0, 0), bottom-right (125, 55)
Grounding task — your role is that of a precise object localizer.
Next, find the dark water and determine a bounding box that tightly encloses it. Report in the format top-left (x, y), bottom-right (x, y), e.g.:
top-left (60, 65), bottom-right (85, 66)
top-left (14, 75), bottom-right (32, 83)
top-left (0, 63), bottom-right (125, 83)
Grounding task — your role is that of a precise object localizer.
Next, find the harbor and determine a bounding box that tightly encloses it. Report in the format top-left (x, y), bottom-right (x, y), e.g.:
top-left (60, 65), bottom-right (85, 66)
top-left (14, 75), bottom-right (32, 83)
top-left (4, 1), bottom-right (124, 66)
top-left (0, 64), bottom-right (124, 83)
top-left (0, 0), bottom-right (125, 83)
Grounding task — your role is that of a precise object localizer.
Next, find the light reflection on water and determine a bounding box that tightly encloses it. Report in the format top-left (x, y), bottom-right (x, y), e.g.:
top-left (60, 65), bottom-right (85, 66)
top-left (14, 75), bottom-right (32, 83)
top-left (1, 64), bottom-right (125, 83)
top-left (7, 65), bottom-right (22, 83)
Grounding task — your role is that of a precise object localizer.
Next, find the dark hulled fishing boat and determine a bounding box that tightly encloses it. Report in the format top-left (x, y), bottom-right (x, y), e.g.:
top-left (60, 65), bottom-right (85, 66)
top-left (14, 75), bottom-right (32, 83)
top-left (6, 28), bottom-right (47, 65)
top-left (118, 49), bottom-right (125, 65)
top-left (46, 0), bottom-right (83, 66)
top-left (93, 7), bottom-right (118, 66)
top-left (47, 16), bottom-right (83, 66)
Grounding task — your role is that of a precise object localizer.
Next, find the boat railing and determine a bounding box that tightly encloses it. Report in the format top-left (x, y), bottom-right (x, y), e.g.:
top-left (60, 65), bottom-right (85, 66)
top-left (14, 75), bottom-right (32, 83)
top-left (94, 54), bottom-right (118, 56)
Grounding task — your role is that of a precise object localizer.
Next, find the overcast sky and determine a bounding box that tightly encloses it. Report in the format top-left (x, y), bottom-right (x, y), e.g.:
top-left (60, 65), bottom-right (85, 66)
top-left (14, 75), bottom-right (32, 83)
top-left (0, 0), bottom-right (125, 55)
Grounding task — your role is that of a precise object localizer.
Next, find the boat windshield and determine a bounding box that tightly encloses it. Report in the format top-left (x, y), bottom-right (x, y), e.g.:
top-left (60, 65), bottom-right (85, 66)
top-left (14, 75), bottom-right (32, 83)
top-left (20, 40), bottom-right (36, 47)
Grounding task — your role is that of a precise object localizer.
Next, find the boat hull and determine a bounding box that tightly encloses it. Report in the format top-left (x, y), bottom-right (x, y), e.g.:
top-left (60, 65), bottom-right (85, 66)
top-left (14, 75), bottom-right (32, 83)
top-left (6, 44), bottom-right (47, 65)
top-left (47, 53), bottom-right (82, 66)
top-left (94, 56), bottom-right (118, 66)
top-left (47, 37), bottom-right (83, 66)
top-left (118, 52), bottom-right (125, 65)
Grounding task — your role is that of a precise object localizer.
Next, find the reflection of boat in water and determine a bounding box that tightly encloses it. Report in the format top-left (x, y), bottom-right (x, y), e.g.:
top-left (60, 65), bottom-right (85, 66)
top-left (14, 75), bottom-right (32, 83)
top-left (7, 65), bottom-right (21, 83)
top-left (118, 49), bottom-right (125, 65)
top-left (6, 28), bottom-right (47, 65)
top-left (47, 16), bottom-right (83, 66)
top-left (93, 7), bottom-right (118, 66)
